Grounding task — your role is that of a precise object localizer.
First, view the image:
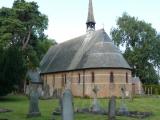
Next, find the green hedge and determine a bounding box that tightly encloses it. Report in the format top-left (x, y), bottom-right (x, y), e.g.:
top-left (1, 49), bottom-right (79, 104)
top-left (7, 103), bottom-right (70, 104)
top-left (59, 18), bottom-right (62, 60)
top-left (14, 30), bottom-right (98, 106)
top-left (143, 84), bottom-right (160, 95)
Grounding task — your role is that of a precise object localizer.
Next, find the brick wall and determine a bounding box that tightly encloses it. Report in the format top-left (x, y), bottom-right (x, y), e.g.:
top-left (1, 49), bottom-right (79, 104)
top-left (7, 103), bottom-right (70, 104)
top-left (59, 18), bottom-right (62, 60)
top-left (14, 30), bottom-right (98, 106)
top-left (41, 69), bottom-right (132, 98)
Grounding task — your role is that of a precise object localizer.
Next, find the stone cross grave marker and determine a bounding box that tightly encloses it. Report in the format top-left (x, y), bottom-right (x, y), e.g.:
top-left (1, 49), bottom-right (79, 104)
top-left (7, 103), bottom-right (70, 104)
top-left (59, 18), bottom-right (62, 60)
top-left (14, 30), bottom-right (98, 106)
top-left (108, 96), bottom-right (116, 120)
top-left (118, 84), bottom-right (128, 115)
top-left (91, 85), bottom-right (101, 112)
top-left (27, 84), bottom-right (41, 117)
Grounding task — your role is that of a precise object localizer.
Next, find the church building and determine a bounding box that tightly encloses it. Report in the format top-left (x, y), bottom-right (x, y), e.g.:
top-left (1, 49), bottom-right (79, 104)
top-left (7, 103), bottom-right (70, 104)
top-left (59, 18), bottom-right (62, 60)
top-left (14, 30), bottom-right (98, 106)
top-left (40, 0), bottom-right (132, 98)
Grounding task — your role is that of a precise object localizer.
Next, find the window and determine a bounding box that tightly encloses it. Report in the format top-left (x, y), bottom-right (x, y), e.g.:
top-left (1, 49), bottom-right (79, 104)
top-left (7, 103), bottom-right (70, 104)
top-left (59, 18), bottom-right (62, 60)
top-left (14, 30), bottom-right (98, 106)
top-left (126, 72), bottom-right (128, 83)
top-left (78, 73), bottom-right (81, 84)
top-left (64, 74), bottom-right (67, 84)
top-left (62, 74), bottom-right (64, 87)
top-left (46, 75), bottom-right (47, 83)
top-left (91, 72), bottom-right (95, 83)
top-left (110, 72), bottom-right (114, 83)
top-left (52, 75), bottom-right (55, 87)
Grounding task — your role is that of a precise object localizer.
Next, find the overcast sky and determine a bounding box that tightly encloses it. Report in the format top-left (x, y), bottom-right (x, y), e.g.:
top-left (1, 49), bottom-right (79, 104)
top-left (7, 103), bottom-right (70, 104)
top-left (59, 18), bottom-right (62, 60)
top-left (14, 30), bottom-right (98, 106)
top-left (0, 0), bottom-right (160, 43)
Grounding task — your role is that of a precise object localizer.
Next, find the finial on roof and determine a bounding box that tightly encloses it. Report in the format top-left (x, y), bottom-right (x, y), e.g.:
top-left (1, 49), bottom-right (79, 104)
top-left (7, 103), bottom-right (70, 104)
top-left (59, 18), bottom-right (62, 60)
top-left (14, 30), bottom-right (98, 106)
top-left (86, 0), bottom-right (96, 31)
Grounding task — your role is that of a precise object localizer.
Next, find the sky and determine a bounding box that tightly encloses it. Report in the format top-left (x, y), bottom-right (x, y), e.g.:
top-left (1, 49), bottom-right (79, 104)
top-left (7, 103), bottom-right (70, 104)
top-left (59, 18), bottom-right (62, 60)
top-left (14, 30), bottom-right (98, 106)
top-left (0, 0), bottom-right (160, 43)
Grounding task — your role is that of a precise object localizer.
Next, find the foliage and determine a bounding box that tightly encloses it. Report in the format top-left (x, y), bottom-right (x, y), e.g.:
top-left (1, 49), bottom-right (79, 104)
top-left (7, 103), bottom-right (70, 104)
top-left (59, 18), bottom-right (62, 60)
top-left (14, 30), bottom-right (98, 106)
top-left (143, 84), bottom-right (160, 95)
top-left (35, 38), bottom-right (57, 61)
top-left (0, 0), bottom-right (55, 96)
top-left (0, 0), bottom-right (49, 63)
top-left (111, 13), bottom-right (160, 84)
top-left (0, 47), bottom-right (26, 96)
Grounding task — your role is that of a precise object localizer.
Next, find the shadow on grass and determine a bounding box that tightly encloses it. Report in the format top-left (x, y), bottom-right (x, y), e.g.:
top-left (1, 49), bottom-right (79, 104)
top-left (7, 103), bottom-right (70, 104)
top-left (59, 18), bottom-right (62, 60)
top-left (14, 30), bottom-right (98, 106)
top-left (0, 94), bottom-right (27, 102)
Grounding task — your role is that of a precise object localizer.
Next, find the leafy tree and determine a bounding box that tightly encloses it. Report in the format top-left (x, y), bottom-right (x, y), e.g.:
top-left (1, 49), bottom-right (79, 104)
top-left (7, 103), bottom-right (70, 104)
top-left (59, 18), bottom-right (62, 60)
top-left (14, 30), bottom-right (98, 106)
top-left (0, 0), bottom-right (55, 96)
top-left (0, 47), bottom-right (26, 96)
top-left (111, 13), bottom-right (160, 84)
top-left (0, 0), bottom-right (52, 65)
top-left (35, 38), bottom-right (57, 60)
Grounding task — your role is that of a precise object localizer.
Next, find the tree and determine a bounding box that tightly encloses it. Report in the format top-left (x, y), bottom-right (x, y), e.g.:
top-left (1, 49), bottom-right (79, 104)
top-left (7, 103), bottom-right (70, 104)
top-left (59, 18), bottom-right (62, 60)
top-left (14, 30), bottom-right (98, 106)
top-left (0, 47), bottom-right (26, 96)
top-left (0, 0), bottom-right (55, 96)
top-left (35, 38), bottom-right (57, 60)
top-left (111, 13), bottom-right (160, 84)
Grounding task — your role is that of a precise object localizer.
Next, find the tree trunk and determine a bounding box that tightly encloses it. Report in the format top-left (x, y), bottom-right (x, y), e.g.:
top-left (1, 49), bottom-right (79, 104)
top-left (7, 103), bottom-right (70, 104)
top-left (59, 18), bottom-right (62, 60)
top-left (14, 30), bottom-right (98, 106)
top-left (22, 27), bottom-right (31, 50)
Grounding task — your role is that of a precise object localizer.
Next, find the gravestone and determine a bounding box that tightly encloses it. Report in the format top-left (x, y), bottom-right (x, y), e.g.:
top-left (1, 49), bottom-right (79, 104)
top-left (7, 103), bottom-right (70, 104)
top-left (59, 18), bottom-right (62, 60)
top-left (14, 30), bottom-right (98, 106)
top-left (62, 89), bottom-right (74, 120)
top-left (52, 89), bottom-right (57, 98)
top-left (108, 96), bottom-right (116, 120)
top-left (109, 83), bottom-right (115, 97)
top-left (91, 85), bottom-right (101, 112)
top-left (43, 84), bottom-right (50, 99)
top-left (27, 84), bottom-right (41, 117)
top-left (118, 85), bottom-right (128, 115)
top-left (0, 108), bottom-right (12, 113)
top-left (25, 85), bottom-right (30, 96)
top-left (65, 79), bottom-right (71, 89)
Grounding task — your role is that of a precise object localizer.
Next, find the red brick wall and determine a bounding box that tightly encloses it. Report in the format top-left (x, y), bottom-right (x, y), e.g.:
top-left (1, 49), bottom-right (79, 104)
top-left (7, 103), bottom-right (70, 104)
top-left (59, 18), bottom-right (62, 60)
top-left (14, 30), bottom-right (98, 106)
top-left (41, 69), bottom-right (132, 98)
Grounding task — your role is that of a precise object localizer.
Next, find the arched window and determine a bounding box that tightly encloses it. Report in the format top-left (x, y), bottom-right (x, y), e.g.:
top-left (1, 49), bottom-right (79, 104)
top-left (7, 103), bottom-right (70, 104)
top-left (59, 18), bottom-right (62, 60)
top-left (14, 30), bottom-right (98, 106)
top-left (64, 74), bottom-right (67, 84)
top-left (126, 72), bottom-right (128, 83)
top-left (52, 75), bottom-right (55, 87)
top-left (92, 72), bottom-right (95, 83)
top-left (110, 72), bottom-right (114, 83)
top-left (61, 74), bottom-right (65, 87)
top-left (78, 73), bottom-right (81, 84)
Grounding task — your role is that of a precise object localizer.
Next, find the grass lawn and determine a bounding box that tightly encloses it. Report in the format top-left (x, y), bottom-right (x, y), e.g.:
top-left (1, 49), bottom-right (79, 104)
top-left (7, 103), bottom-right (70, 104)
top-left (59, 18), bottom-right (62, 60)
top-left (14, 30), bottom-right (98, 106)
top-left (0, 95), bottom-right (160, 120)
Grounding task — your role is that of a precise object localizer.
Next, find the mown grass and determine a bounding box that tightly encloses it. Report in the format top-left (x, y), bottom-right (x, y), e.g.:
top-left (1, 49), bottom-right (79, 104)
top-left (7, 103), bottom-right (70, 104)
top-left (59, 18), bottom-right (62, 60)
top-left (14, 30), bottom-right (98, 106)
top-left (0, 95), bottom-right (160, 120)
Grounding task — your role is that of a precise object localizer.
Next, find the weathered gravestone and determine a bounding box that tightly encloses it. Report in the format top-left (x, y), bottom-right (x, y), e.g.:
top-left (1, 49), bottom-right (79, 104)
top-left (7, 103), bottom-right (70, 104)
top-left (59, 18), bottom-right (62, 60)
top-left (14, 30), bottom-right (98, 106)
top-left (27, 84), bottom-right (41, 117)
top-left (43, 84), bottom-right (50, 99)
top-left (62, 89), bottom-right (74, 120)
top-left (91, 85), bottom-right (101, 112)
top-left (52, 79), bottom-right (73, 120)
top-left (118, 85), bottom-right (128, 115)
top-left (108, 96), bottom-right (116, 120)
top-left (0, 108), bottom-right (12, 113)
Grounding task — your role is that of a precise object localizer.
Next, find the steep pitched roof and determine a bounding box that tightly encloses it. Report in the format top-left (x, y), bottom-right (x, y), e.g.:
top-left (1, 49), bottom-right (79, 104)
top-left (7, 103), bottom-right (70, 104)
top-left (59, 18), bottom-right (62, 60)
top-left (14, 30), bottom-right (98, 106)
top-left (40, 29), bottom-right (131, 74)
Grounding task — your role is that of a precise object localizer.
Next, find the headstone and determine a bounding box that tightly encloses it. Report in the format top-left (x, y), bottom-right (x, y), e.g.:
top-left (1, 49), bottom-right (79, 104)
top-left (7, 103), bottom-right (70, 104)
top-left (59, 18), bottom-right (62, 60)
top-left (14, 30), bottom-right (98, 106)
top-left (91, 85), bottom-right (101, 112)
top-left (65, 79), bottom-right (71, 89)
top-left (118, 85), bottom-right (128, 115)
top-left (91, 98), bottom-right (101, 112)
top-left (27, 85), bottom-right (41, 117)
top-left (37, 85), bottom-right (43, 97)
top-left (43, 84), bottom-right (50, 99)
top-left (108, 96), bottom-right (116, 120)
top-left (109, 83), bottom-right (115, 97)
top-left (25, 85), bottom-right (30, 95)
top-left (147, 88), bottom-right (150, 96)
top-left (62, 89), bottom-right (74, 120)
top-left (0, 108), bottom-right (12, 113)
